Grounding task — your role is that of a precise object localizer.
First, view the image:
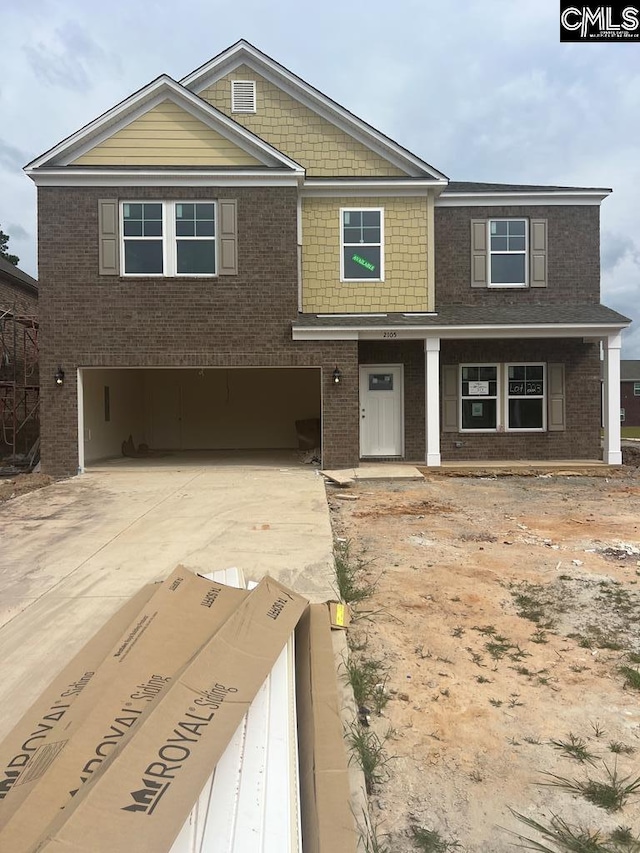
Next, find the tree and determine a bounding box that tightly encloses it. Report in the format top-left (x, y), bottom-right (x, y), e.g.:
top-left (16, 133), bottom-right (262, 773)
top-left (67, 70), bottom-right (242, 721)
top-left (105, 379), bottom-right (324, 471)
top-left (0, 226), bottom-right (19, 266)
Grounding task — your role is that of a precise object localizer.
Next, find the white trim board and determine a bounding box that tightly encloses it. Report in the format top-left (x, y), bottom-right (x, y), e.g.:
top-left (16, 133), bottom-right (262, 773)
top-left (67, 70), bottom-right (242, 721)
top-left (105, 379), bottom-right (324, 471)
top-left (292, 323), bottom-right (629, 341)
top-left (170, 571), bottom-right (301, 853)
top-left (437, 190), bottom-right (610, 207)
top-left (27, 169), bottom-right (302, 188)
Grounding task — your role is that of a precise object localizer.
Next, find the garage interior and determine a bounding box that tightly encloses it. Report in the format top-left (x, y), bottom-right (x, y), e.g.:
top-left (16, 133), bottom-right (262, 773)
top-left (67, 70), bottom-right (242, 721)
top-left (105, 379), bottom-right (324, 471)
top-left (80, 367), bottom-right (322, 466)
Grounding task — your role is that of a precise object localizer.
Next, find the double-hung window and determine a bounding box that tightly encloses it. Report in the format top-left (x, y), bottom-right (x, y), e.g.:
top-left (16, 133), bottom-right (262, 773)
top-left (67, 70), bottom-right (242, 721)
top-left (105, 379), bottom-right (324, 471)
top-left (460, 363), bottom-right (546, 432)
top-left (507, 364), bottom-right (545, 430)
top-left (461, 366), bottom-right (498, 430)
top-left (634, 382), bottom-right (640, 396)
top-left (122, 201), bottom-right (216, 276)
top-left (488, 219), bottom-right (527, 287)
top-left (341, 208), bottom-right (383, 281)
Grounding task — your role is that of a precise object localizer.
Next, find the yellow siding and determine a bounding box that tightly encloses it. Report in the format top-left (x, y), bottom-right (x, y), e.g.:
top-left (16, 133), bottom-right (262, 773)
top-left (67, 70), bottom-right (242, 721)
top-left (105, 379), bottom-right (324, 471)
top-left (302, 197), bottom-right (431, 313)
top-left (72, 100), bottom-right (262, 166)
top-left (201, 67), bottom-right (408, 177)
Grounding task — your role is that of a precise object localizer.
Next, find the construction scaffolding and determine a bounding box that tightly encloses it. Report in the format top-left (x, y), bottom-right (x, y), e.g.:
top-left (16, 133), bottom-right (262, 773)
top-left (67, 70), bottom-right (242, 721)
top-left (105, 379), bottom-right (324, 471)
top-left (0, 307), bottom-right (40, 463)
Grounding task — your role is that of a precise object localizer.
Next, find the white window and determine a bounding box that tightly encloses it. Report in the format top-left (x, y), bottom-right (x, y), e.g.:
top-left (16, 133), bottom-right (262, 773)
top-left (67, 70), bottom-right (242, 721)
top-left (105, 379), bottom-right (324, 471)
top-left (488, 219), bottom-right (527, 287)
top-left (231, 80), bottom-right (256, 113)
top-left (460, 365), bottom-right (498, 431)
top-left (621, 408), bottom-right (626, 422)
top-left (460, 363), bottom-right (546, 432)
top-left (506, 364), bottom-right (545, 431)
top-left (121, 202), bottom-right (216, 276)
top-left (634, 382), bottom-right (640, 396)
top-left (341, 208), bottom-right (384, 281)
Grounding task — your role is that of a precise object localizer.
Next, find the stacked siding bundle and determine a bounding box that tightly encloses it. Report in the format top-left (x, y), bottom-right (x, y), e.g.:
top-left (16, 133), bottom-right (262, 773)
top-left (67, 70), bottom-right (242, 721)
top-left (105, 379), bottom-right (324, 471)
top-left (0, 567), bottom-right (358, 853)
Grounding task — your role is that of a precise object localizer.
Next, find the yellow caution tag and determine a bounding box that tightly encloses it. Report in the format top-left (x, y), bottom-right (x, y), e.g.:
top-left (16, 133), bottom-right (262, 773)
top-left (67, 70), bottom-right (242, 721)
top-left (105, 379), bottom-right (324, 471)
top-left (335, 603), bottom-right (345, 626)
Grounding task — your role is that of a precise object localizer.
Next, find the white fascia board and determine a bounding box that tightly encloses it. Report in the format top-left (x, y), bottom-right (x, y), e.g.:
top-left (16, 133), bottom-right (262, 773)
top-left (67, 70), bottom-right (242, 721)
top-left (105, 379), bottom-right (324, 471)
top-left (292, 322), bottom-right (629, 341)
top-left (437, 190), bottom-right (611, 207)
top-left (26, 168), bottom-right (302, 187)
top-left (302, 179), bottom-right (447, 197)
top-left (181, 42), bottom-right (447, 181)
top-left (25, 75), bottom-right (304, 173)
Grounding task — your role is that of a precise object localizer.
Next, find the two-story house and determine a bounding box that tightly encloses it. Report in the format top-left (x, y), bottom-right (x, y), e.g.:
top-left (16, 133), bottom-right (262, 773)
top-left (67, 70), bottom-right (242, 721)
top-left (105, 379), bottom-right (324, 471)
top-left (24, 40), bottom-right (630, 478)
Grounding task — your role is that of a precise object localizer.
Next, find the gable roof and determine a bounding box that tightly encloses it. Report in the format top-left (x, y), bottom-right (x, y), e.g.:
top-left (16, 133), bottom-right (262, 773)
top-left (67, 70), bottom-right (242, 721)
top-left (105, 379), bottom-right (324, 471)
top-left (0, 256), bottom-right (38, 296)
top-left (24, 75), bottom-right (304, 176)
top-left (181, 40), bottom-right (448, 184)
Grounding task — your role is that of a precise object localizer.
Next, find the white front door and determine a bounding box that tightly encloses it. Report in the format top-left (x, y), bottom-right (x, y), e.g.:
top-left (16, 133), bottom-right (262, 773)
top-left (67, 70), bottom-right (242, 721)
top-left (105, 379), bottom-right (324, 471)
top-left (359, 365), bottom-right (403, 457)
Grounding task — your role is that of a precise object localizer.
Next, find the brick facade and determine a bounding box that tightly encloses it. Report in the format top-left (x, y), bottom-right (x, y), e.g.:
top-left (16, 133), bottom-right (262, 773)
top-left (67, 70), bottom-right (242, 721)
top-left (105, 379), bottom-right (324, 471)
top-left (621, 381), bottom-right (640, 427)
top-left (38, 185), bottom-right (360, 476)
top-left (435, 205), bottom-right (601, 305)
top-left (440, 339), bottom-right (601, 460)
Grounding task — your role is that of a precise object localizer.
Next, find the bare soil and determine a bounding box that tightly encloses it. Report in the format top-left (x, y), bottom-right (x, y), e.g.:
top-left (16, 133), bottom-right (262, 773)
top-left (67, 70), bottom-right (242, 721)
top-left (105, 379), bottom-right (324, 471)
top-left (328, 469), bottom-right (640, 852)
top-left (0, 473), bottom-right (52, 504)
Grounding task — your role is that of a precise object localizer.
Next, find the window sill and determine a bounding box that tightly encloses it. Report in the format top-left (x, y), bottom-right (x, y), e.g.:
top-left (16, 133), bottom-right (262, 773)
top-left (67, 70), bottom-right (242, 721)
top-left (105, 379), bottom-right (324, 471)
top-left (486, 284), bottom-right (528, 289)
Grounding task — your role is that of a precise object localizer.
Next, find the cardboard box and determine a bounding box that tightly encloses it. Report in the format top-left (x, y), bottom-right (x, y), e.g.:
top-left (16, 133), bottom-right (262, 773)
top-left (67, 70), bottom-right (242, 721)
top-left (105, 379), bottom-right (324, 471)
top-left (327, 600), bottom-right (351, 630)
top-left (296, 604), bottom-right (358, 853)
top-left (0, 567), bottom-right (247, 852)
top-left (30, 575), bottom-right (308, 853)
top-left (0, 583), bottom-right (156, 825)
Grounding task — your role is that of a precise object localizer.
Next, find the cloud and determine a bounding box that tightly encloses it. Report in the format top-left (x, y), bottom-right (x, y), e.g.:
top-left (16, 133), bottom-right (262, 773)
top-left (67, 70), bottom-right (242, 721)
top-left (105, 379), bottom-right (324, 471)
top-left (0, 139), bottom-right (26, 171)
top-left (601, 232), bottom-right (640, 273)
top-left (23, 20), bottom-right (108, 93)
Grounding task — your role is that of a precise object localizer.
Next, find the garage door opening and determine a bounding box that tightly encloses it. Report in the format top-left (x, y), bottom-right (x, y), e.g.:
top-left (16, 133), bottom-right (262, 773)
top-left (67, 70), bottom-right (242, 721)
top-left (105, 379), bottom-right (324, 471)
top-left (79, 367), bottom-right (322, 468)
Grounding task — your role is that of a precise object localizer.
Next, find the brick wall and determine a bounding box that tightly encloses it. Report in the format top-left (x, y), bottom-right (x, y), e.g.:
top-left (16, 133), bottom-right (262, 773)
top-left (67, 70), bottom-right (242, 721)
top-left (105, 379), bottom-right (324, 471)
top-left (0, 276), bottom-right (38, 316)
top-left (38, 185), bottom-right (360, 475)
top-left (621, 381), bottom-right (640, 427)
top-left (440, 339), bottom-right (601, 460)
top-left (435, 205), bottom-right (601, 305)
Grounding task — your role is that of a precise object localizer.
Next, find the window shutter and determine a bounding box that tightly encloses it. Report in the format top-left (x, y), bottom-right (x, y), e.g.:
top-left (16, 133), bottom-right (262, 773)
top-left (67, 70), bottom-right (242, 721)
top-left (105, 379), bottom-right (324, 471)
top-left (98, 199), bottom-right (119, 275)
top-left (530, 219), bottom-right (547, 288)
top-left (218, 199), bottom-right (238, 276)
top-left (442, 365), bottom-right (459, 432)
top-left (548, 363), bottom-right (565, 431)
top-left (470, 220), bottom-right (487, 288)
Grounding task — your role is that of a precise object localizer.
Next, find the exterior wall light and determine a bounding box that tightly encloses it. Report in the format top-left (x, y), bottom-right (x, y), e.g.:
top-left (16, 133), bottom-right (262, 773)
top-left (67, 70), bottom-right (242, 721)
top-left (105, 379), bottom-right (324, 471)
top-left (332, 366), bottom-right (342, 385)
top-left (55, 367), bottom-right (65, 386)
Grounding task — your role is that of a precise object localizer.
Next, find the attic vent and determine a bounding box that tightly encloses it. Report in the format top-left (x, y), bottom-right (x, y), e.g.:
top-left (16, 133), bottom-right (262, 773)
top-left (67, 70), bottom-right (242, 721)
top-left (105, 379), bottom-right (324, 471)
top-left (231, 80), bottom-right (256, 113)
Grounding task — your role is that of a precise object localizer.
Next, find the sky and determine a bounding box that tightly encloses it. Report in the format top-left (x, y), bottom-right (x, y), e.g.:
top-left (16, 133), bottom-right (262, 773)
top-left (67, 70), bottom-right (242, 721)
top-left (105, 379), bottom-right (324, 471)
top-left (0, 0), bottom-right (638, 355)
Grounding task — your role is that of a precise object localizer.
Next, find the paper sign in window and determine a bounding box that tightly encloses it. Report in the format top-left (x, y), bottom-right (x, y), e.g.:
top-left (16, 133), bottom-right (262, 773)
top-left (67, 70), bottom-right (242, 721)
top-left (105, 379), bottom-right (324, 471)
top-left (468, 381), bottom-right (489, 396)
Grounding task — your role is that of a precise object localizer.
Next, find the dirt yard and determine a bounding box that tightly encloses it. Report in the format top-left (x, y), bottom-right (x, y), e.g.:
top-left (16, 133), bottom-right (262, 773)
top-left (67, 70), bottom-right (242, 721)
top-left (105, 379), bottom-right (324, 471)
top-left (327, 467), bottom-right (640, 852)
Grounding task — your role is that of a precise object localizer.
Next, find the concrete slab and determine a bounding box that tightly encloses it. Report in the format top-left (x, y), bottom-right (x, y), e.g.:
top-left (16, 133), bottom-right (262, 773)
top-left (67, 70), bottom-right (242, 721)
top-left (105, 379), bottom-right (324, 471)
top-left (322, 464), bottom-right (424, 485)
top-left (0, 463), bottom-right (335, 741)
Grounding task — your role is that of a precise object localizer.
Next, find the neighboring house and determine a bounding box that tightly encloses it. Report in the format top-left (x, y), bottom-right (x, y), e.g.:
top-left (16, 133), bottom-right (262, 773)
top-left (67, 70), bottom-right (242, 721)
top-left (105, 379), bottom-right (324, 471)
top-left (24, 40), bottom-right (630, 478)
top-left (621, 360), bottom-right (640, 427)
top-left (0, 256), bottom-right (39, 459)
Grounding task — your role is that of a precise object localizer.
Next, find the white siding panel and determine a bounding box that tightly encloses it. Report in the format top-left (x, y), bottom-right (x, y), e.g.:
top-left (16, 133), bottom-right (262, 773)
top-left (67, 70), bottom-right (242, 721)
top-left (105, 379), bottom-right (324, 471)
top-left (170, 572), bottom-right (301, 853)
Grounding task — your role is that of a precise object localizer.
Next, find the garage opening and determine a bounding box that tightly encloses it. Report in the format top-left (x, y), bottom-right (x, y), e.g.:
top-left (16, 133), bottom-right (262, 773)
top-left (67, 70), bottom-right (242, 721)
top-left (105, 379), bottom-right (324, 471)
top-left (80, 367), bottom-right (322, 466)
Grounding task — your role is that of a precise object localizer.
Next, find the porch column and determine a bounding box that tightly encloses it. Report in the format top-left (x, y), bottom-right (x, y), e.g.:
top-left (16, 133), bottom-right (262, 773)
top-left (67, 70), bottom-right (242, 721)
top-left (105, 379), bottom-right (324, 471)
top-left (424, 337), bottom-right (441, 466)
top-left (603, 332), bottom-right (622, 465)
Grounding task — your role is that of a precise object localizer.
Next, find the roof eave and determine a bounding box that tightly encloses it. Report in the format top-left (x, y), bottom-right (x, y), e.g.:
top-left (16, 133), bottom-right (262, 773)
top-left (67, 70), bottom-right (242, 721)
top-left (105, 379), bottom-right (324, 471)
top-left (24, 75), bottom-right (304, 174)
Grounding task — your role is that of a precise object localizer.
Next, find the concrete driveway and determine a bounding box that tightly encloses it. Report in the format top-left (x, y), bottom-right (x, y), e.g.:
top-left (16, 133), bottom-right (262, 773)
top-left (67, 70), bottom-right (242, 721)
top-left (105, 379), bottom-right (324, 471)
top-left (0, 457), bottom-right (335, 739)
